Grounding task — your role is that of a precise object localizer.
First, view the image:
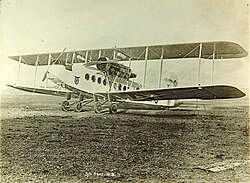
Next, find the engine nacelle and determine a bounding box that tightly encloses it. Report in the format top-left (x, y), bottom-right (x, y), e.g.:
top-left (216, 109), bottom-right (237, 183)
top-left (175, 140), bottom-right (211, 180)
top-left (96, 57), bottom-right (136, 79)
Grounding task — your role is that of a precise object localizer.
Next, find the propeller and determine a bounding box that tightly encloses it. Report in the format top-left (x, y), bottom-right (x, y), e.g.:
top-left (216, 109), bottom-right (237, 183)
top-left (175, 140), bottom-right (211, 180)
top-left (42, 71), bottom-right (49, 82)
top-left (42, 47), bottom-right (66, 82)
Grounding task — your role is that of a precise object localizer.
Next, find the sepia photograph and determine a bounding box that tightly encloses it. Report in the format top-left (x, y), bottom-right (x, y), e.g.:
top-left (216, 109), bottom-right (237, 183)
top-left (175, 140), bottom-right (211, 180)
top-left (0, 0), bottom-right (249, 182)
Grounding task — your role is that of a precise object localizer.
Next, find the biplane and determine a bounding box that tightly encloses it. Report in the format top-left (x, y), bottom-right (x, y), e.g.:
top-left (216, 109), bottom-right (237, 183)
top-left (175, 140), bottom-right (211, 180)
top-left (8, 41), bottom-right (247, 114)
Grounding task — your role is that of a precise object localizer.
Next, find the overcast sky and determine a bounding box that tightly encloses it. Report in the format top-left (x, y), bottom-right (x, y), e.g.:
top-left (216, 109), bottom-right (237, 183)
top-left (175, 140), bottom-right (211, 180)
top-left (0, 0), bottom-right (249, 89)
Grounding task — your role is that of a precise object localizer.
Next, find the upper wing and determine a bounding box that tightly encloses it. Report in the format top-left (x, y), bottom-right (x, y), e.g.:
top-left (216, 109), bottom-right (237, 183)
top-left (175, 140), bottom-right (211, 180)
top-left (9, 41), bottom-right (248, 66)
top-left (96, 85), bottom-right (245, 101)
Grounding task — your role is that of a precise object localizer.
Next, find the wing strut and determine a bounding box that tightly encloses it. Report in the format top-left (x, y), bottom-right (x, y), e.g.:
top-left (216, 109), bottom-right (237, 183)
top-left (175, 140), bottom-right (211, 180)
top-left (212, 43), bottom-right (216, 85)
top-left (33, 55), bottom-right (39, 92)
top-left (45, 54), bottom-right (52, 88)
top-left (85, 50), bottom-right (89, 63)
top-left (65, 53), bottom-right (69, 64)
top-left (158, 46), bottom-right (164, 88)
top-left (142, 47), bottom-right (149, 88)
top-left (71, 52), bottom-right (75, 64)
top-left (98, 50), bottom-right (102, 58)
top-left (197, 43), bottom-right (202, 87)
top-left (16, 56), bottom-right (22, 85)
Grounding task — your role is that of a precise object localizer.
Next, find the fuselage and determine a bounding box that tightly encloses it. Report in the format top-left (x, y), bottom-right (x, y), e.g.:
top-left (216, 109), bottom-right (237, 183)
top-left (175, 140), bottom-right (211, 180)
top-left (48, 63), bottom-right (141, 93)
top-left (48, 63), bottom-right (177, 107)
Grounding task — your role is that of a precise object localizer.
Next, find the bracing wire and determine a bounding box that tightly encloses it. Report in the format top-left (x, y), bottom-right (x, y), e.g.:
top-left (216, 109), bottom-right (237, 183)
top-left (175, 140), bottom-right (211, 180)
top-left (179, 65), bottom-right (198, 81)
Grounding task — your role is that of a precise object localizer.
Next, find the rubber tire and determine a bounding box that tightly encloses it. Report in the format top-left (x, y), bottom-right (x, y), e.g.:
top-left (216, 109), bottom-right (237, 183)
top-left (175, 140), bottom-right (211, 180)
top-left (109, 103), bottom-right (118, 114)
top-left (74, 102), bottom-right (83, 112)
top-left (62, 101), bottom-right (70, 111)
top-left (94, 102), bottom-right (102, 113)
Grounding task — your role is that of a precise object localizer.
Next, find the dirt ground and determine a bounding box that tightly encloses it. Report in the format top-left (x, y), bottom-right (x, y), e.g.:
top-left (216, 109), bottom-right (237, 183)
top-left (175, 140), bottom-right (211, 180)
top-left (0, 90), bottom-right (249, 182)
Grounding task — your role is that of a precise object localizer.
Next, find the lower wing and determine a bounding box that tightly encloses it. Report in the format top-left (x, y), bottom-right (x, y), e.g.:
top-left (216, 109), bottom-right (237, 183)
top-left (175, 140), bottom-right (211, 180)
top-left (96, 85), bottom-right (245, 101)
top-left (6, 85), bottom-right (72, 97)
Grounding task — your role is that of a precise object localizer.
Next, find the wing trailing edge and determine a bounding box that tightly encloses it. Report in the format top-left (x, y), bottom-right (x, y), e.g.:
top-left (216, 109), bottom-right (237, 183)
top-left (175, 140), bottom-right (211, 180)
top-left (9, 41), bottom-right (248, 66)
top-left (6, 85), bottom-right (71, 97)
top-left (97, 85), bottom-right (246, 101)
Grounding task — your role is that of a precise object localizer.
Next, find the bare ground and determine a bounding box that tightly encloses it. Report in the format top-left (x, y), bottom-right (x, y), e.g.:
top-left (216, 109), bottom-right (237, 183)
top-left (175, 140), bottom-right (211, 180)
top-left (0, 92), bottom-right (249, 182)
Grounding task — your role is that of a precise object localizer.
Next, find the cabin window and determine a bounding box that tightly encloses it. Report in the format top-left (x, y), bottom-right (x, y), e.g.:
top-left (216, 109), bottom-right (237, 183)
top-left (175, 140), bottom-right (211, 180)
top-left (85, 73), bottom-right (89, 80)
top-left (103, 79), bottom-right (107, 86)
top-left (91, 75), bottom-right (96, 82)
top-left (118, 84), bottom-right (122, 90)
top-left (113, 83), bottom-right (117, 89)
top-left (136, 87), bottom-right (140, 90)
top-left (97, 77), bottom-right (102, 84)
top-left (123, 86), bottom-right (126, 91)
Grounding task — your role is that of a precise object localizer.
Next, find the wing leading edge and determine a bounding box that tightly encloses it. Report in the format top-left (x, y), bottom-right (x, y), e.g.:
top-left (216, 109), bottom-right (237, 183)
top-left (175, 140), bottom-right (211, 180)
top-left (6, 85), bottom-right (72, 97)
top-left (96, 85), bottom-right (245, 101)
top-left (9, 41), bottom-right (248, 66)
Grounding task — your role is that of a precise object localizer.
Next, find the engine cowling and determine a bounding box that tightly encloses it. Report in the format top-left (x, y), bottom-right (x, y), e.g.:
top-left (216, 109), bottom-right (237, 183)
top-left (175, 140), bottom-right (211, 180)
top-left (96, 57), bottom-right (111, 72)
top-left (96, 57), bottom-right (136, 79)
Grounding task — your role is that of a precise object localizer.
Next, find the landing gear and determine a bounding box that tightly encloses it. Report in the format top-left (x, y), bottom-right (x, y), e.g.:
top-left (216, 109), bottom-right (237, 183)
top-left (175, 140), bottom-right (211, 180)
top-left (61, 93), bottom-right (93, 112)
top-left (62, 93), bottom-right (72, 111)
top-left (62, 93), bottom-right (122, 114)
top-left (74, 101), bottom-right (83, 112)
top-left (93, 93), bottom-right (120, 114)
top-left (62, 100), bottom-right (70, 111)
top-left (94, 102), bottom-right (102, 113)
top-left (93, 95), bottom-right (102, 113)
top-left (109, 103), bottom-right (118, 114)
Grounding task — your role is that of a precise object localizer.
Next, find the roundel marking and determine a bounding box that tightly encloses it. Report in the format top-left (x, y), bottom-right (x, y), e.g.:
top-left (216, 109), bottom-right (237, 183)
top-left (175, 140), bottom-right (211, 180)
top-left (74, 76), bottom-right (80, 85)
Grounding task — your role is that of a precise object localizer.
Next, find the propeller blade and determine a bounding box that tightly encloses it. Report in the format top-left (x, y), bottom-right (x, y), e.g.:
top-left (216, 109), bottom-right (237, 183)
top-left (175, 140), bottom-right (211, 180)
top-left (42, 47), bottom-right (66, 82)
top-left (51, 47), bottom-right (67, 64)
top-left (42, 71), bottom-right (48, 82)
top-left (51, 47), bottom-right (67, 65)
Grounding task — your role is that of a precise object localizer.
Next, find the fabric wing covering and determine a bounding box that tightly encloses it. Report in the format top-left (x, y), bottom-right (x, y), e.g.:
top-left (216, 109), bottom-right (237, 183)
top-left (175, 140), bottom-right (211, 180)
top-left (96, 85), bottom-right (245, 101)
top-left (9, 41), bottom-right (248, 66)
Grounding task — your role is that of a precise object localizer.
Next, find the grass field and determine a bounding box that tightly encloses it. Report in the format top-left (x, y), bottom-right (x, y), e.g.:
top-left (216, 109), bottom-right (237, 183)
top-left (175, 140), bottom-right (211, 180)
top-left (0, 87), bottom-right (249, 182)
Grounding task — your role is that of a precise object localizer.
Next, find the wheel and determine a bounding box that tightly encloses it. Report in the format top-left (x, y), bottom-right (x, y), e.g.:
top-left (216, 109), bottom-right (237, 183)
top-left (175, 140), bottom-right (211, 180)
top-left (74, 101), bottom-right (83, 112)
top-left (109, 103), bottom-right (118, 114)
top-left (62, 101), bottom-right (70, 111)
top-left (94, 102), bottom-right (102, 113)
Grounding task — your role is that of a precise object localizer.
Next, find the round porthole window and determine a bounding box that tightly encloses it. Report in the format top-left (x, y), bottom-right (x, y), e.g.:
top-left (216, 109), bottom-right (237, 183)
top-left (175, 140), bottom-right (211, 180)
top-left (85, 73), bottom-right (89, 80)
top-left (113, 83), bottom-right (117, 89)
top-left (97, 77), bottom-right (101, 84)
top-left (118, 84), bottom-right (122, 90)
top-left (91, 75), bottom-right (96, 82)
top-left (103, 79), bottom-right (107, 86)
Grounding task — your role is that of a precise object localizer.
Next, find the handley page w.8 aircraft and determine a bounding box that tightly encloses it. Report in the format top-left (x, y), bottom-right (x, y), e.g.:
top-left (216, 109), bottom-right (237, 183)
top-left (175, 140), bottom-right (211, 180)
top-left (8, 41), bottom-right (247, 114)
